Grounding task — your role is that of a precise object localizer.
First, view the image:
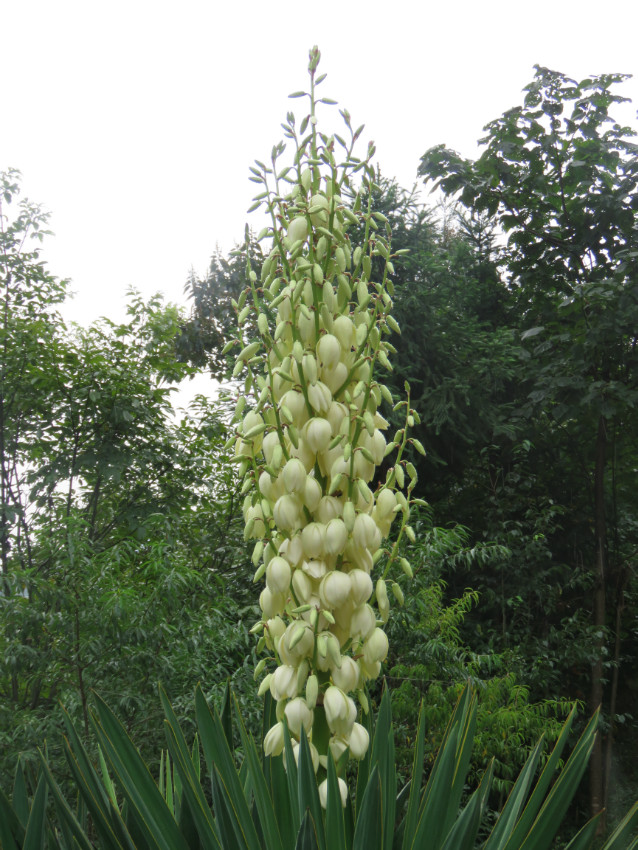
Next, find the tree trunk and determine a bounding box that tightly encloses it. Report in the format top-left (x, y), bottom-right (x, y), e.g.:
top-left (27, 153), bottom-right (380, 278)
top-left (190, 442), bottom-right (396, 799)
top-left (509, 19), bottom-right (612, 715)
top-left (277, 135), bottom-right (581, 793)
top-left (589, 414), bottom-right (607, 828)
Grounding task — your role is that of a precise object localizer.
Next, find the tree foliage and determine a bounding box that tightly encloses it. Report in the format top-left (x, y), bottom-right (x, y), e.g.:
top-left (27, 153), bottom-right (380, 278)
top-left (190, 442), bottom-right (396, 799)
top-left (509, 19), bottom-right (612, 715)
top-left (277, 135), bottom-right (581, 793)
top-left (0, 171), bottom-right (251, 787)
top-left (419, 66), bottom-right (638, 823)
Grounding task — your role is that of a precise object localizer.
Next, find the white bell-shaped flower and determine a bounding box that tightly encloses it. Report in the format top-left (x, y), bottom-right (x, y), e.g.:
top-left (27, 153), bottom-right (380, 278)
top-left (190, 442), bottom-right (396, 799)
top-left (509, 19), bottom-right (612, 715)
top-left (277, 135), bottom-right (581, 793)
top-left (284, 697), bottom-right (314, 738)
top-left (323, 686), bottom-right (357, 737)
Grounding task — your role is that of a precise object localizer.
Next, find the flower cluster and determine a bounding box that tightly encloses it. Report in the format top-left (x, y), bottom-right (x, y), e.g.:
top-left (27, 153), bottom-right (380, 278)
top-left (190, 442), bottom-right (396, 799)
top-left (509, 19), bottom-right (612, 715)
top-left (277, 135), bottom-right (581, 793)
top-left (227, 47), bottom-right (423, 799)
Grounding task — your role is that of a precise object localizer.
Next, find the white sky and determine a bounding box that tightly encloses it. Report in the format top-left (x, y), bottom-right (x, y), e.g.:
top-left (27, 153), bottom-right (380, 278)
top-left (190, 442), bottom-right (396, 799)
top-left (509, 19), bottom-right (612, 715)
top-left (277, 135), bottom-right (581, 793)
top-left (4, 0), bottom-right (638, 335)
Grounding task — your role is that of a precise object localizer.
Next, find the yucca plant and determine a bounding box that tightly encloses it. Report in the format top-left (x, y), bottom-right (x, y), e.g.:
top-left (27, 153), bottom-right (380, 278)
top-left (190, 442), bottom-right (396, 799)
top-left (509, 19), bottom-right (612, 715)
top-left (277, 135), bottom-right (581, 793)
top-left (2, 682), bottom-right (638, 849)
top-left (3, 46), bottom-right (638, 850)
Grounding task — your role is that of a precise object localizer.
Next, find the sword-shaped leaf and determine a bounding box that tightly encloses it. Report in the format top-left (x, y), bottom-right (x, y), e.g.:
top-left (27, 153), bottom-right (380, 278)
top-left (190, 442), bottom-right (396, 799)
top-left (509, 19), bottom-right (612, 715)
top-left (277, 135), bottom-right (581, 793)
top-left (295, 809), bottom-right (320, 850)
top-left (159, 687), bottom-right (221, 850)
top-left (194, 686), bottom-right (262, 850)
top-left (353, 765), bottom-right (383, 850)
top-left (91, 693), bottom-right (191, 850)
top-left (297, 729), bottom-right (325, 850)
top-left (325, 753), bottom-right (347, 850)
top-left (235, 697), bottom-right (285, 850)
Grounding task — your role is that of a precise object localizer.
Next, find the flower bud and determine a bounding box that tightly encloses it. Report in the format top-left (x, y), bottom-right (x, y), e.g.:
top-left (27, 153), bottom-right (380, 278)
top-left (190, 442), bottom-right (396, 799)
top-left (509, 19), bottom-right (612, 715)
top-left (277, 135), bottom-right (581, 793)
top-left (280, 622), bottom-right (314, 664)
top-left (374, 488), bottom-right (397, 518)
top-left (328, 736), bottom-right (349, 764)
top-left (298, 310), bottom-right (316, 346)
top-left (321, 361), bottom-right (348, 394)
top-left (258, 670), bottom-right (275, 695)
top-left (305, 674), bottom-right (319, 709)
top-left (343, 501), bottom-right (356, 532)
top-left (353, 512), bottom-right (381, 551)
top-left (292, 568), bottom-right (313, 604)
top-left (376, 579), bottom-right (389, 622)
top-left (333, 315), bottom-right (355, 351)
top-left (280, 389), bottom-right (307, 427)
top-left (316, 631), bottom-right (342, 671)
top-left (309, 193), bottom-right (330, 226)
top-left (300, 168), bottom-right (312, 192)
top-left (290, 740), bottom-right (320, 774)
top-left (264, 722), bottom-right (285, 757)
top-left (266, 616), bottom-right (286, 648)
top-left (279, 533), bottom-right (304, 566)
top-left (301, 352), bottom-right (318, 385)
top-left (287, 216), bottom-right (308, 245)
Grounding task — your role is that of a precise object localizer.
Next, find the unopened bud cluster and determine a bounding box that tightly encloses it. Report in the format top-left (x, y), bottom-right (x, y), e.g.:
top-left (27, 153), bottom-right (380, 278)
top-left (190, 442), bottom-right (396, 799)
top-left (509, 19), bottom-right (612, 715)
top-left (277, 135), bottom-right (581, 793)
top-left (227, 47), bottom-right (423, 796)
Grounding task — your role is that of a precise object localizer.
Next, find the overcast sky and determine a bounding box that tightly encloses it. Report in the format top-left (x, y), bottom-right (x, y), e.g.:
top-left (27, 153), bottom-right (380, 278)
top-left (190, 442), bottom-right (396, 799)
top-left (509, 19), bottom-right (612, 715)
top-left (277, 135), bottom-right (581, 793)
top-left (4, 0), bottom-right (638, 332)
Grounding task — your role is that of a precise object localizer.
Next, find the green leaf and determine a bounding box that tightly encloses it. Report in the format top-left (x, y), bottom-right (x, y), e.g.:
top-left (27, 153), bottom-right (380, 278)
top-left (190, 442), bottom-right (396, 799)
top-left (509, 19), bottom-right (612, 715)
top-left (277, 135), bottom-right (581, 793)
top-left (411, 725), bottom-right (459, 850)
top-left (36, 753), bottom-right (94, 850)
top-left (267, 750), bottom-right (297, 850)
top-left (521, 326), bottom-right (544, 340)
top-left (602, 799), bottom-right (638, 849)
top-left (325, 754), bottom-right (347, 850)
top-left (297, 729), bottom-right (326, 850)
top-left (369, 685), bottom-right (396, 850)
top-left (400, 701), bottom-right (427, 849)
top-left (441, 760), bottom-right (494, 850)
top-left (220, 679), bottom-right (234, 754)
top-left (22, 774), bottom-right (47, 850)
top-left (562, 813), bottom-right (602, 850)
top-left (194, 686), bottom-right (263, 850)
top-left (91, 693), bottom-right (191, 850)
top-left (517, 709), bottom-right (599, 850)
top-left (12, 759), bottom-right (30, 828)
top-left (235, 697), bottom-right (284, 850)
top-left (0, 786), bottom-right (23, 850)
top-left (211, 765), bottom-right (248, 850)
top-left (59, 715), bottom-right (134, 850)
top-left (282, 721), bottom-right (301, 834)
top-left (355, 691), bottom-right (375, 816)
top-left (159, 687), bottom-right (221, 850)
top-left (499, 703), bottom-right (582, 848)
top-left (295, 809), bottom-right (320, 850)
top-left (352, 765), bottom-right (383, 850)
top-left (410, 686), bottom-right (476, 850)
top-left (483, 736), bottom-right (545, 850)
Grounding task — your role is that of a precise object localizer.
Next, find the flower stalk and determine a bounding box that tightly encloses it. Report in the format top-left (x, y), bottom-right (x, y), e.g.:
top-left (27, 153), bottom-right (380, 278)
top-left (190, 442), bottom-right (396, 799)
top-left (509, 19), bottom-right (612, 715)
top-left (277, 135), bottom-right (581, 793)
top-left (228, 46), bottom-right (424, 791)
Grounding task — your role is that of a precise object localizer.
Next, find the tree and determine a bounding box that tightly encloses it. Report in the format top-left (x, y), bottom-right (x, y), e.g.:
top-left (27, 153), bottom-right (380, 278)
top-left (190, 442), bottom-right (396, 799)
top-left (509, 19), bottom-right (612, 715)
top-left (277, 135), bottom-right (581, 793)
top-left (419, 66), bottom-right (638, 824)
top-left (177, 235), bottom-right (264, 378)
top-left (0, 172), bottom-right (251, 786)
top-left (0, 169), bottom-right (68, 582)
